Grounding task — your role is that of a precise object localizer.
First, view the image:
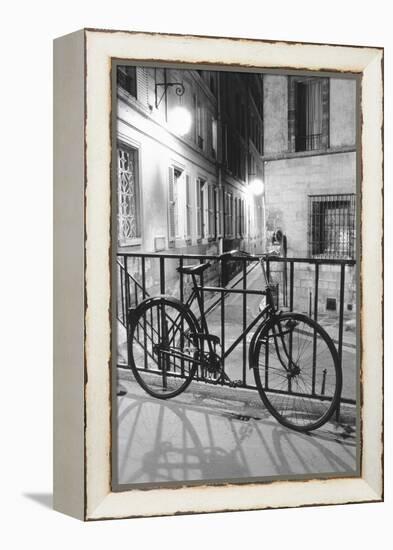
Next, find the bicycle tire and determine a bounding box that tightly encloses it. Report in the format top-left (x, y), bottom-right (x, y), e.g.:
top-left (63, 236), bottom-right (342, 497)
top-left (128, 296), bottom-right (200, 399)
top-left (251, 312), bottom-right (342, 432)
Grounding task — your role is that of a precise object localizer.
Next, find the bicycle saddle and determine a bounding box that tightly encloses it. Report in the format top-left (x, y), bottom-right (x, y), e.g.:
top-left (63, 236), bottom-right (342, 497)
top-left (177, 262), bottom-right (211, 275)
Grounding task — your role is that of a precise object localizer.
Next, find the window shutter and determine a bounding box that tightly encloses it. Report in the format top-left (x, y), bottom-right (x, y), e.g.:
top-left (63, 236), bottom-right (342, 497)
top-left (240, 199), bottom-right (246, 237)
top-left (196, 179), bottom-right (202, 239)
top-left (214, 188), bottom-right (219, 239)
top-left (204, 184), bottom-right (209, 238)
top-left (224, 192), bottom-right (229, 236)
top-left (136, 68), bottom-right (149, 107)
top-left (216, 188), bottom-right (223, 238)
top-left (186, 174), bottom-right (191, 240)
top-left (168, 167), bottom-right (175, 244)
top-left (230, 194), bottom-right (233, 237)
top-left (208, 184), bottom-right (214, 239)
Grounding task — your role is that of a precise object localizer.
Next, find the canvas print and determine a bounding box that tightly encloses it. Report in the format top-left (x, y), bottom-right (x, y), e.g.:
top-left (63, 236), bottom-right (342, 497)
top-left (113, 64), bottom-right (359, 488)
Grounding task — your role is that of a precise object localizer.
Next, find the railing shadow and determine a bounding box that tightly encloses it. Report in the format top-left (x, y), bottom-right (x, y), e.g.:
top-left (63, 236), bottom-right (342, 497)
top-left (115, 389), bottom-right (357, 486)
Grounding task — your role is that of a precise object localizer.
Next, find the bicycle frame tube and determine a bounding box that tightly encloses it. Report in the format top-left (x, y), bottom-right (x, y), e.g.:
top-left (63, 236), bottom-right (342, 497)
top-left (164, 257), bottom-right (277, 368)
top-left (189, 273), bottom-right (273, 361)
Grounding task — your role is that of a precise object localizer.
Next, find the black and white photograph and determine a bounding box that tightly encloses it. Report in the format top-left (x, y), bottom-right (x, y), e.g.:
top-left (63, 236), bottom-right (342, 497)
top-left (113, 63), bottom-right (359, 488)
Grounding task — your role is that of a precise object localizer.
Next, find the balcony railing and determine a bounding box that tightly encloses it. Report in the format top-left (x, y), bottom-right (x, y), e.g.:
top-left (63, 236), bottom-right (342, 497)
top-left (117, 252), bottom-right (357, 418)
top-left (296, 133), bottom-right (322, 152)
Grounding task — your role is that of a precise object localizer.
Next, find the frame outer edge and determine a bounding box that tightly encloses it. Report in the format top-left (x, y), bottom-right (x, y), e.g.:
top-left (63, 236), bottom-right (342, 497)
top-left (53, 29), bottom-right (86, 520)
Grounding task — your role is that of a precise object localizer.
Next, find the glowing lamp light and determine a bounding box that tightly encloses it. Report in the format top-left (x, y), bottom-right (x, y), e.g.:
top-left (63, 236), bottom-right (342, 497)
top-left (249, 178), bottom-right (265, 196)
top-left (171, 106), bottom-right (192, 136)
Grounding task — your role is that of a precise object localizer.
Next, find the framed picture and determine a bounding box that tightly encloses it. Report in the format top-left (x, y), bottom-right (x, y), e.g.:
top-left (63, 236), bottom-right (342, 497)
top-left (53, 29), bottom-right (383, 520)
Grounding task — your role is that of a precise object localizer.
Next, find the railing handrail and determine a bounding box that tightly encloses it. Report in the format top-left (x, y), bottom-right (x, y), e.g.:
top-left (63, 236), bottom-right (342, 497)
top-left (117, 251), bottom-right (355, 266)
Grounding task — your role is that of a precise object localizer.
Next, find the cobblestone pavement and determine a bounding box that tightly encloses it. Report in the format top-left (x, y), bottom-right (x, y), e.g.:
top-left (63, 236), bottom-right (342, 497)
top-left (115, 375), bottom-right (358, 487)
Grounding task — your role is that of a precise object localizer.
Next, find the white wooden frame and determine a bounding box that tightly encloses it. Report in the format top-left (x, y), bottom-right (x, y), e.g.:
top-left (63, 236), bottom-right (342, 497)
top-left (53, 29), bottom-right (383, 521)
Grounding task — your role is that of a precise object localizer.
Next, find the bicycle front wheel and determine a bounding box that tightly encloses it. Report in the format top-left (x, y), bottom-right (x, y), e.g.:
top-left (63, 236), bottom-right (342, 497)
top-left (128, 297), bottom-right (200, 399)
top-left (252, 312), bottom-right (342, 432)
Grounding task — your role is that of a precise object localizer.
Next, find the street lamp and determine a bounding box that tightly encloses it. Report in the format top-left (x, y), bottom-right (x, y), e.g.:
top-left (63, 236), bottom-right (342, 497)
top-left (154, 79), bottom-right (191, 136)
top-left (155, 81), bottom-right (185, 108)
top-left (249, 177), bottom-right (265, 196)
top-left (170, 106), bottom-right (192, 136)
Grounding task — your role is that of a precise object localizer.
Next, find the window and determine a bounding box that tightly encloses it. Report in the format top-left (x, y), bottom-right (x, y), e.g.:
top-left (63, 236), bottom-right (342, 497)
top-left (211, 118), bottom-right (218, 159)
top-left (196, 179), bottom-right (215, 240)
top-left (224, 192), bottom-right (233, 237)
top-left (296, 79), bottom-right (322, 151)
top-left (215, 187), bottom-right (223, 238)
top-left (308, 194), bottom-right (356, 259)
top-left (207, 184), bottom-right (215, 239)
top-left (289, 77), bottom-right (329, 152)
top-left (197, 101), bottom-right (204, 149)
top-left (196, 178), bottom-right (205, 239)
top-left (117, 144), bottom-right (141, 246)
top-left (209, 74), bottom-right (216, 95)
top-left (239, 198), bottom-right (246, 237)
top-left (168, 167), bottom-right (185, 245)
top-left (185, 174), bottom-right (191, 241)
top-left (117, 66), bottom-right (137, 98)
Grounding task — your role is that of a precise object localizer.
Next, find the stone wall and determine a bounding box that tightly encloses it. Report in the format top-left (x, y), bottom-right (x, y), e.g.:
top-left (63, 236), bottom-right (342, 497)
top-left (264, 152), bottom-right (356, 257)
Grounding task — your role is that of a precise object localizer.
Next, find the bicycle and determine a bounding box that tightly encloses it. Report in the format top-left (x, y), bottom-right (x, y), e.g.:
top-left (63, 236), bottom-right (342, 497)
top-left (127, 251), bottom-right (342, 432)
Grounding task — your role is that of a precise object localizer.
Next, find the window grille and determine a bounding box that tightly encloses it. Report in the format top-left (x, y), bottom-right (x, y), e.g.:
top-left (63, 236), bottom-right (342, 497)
top-left (308, 194), bottom-right (356, 259)
top-left (117, 144), bottom-right (141, 246)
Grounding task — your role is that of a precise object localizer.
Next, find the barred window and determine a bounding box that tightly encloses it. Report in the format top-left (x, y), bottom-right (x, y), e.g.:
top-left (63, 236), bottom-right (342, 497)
top-left (117, 144), bottom-right (141, 246)
top-left (308, 194), bottom-right (356, 259)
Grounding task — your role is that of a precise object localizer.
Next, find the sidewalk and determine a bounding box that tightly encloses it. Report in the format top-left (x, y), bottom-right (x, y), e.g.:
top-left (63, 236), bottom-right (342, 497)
top-left (115, 373), bottom-right (357, 486)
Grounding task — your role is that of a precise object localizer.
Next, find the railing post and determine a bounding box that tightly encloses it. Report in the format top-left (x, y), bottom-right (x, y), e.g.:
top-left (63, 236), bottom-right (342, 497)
top-left (242, 260), bottom-right (247, 385)
top-left (141, 256), bottom-right (146, 299)
top-left (141, 256), bottom-right (147, 369)
top-left (179, 257), bottom-right (184, 375)
top-left (179, 257), bottom-right (184, 303)
top-left (119, 258), bottom-right (125, 326)
top-left (160, 256), bottom-right (165, 294)
top-left (336, 264), bottom-right (346, 422)
top-left (289, 261), bottom-right (294, 311)
top-left (312, 263), bottom-right (319, 395)
top-left (124, 255), bottom-right (132, 371)
top-left (125, 255), bottom-right (130, 316)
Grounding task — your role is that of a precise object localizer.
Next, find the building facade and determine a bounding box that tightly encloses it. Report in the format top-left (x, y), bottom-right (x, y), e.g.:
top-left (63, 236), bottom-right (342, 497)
top-left (116, 66), bottom-right (265, 261)
top-left (262, 74), bottom-right (357, 315)
top-left (116, 67), bottom-right (357, 316)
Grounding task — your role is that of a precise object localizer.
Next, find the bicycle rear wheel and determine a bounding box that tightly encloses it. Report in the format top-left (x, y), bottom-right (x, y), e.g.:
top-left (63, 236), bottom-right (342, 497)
top-left (252, 312), bottom-right (342, 432)
top-left (128, 297), bottom-right (199, 399)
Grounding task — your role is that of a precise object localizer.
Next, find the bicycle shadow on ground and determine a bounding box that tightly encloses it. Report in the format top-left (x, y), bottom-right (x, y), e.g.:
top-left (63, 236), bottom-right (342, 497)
top-left (115, 384), bottom-right (357, 487)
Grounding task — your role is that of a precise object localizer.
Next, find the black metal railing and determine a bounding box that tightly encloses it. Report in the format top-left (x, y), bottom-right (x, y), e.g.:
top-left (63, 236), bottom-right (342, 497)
top-left (116, 252), bottom-right (356, 413)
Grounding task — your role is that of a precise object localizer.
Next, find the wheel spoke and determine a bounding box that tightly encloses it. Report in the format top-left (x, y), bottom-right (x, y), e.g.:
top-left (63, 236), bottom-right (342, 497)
top-left (130, 300), bottom-right (200, 398)
top-left (254, 313), bottom-right (340, 431)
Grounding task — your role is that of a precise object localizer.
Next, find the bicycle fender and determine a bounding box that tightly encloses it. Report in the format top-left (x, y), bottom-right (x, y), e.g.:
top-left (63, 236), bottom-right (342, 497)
top-left (248, 318), bottom-right (269, 369)
top-left (127, 295), bottom-right (201, 332)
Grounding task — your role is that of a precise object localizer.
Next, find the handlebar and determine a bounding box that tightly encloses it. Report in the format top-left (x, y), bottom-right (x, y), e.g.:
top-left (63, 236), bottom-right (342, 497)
top-left (218, 250), bottom-right (279, 261)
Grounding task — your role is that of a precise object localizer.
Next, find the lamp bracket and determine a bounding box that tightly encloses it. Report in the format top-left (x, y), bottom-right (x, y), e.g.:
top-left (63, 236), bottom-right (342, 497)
top-left (155, 82), bottom-right (185, 108)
